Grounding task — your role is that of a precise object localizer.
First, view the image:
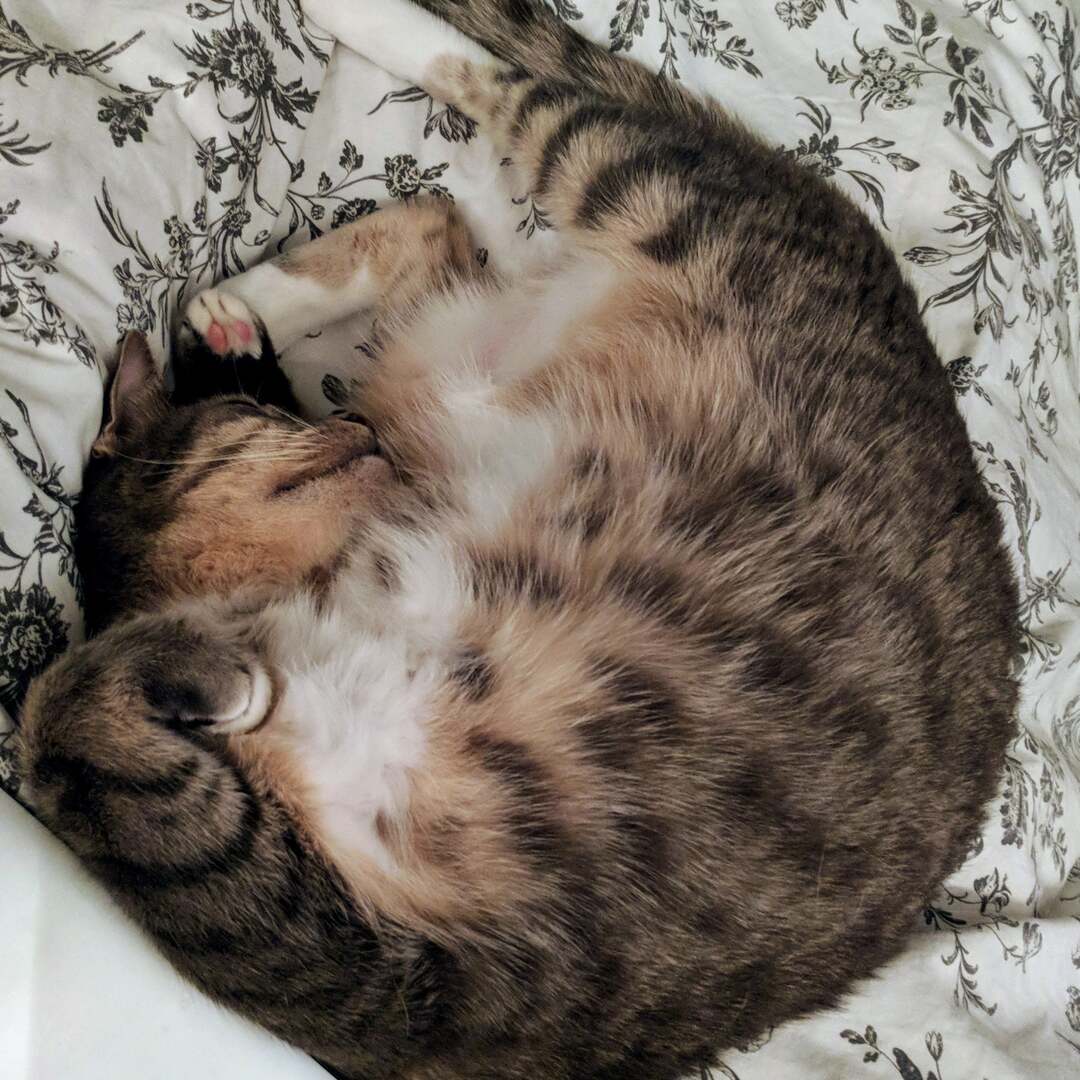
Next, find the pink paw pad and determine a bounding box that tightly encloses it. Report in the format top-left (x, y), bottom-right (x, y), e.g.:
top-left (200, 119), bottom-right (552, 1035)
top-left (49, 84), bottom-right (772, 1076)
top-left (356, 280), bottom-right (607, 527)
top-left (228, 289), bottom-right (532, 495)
top-left (233, 319), bottom-right (253, 345)
top-left (205, 322), bottom-right (228, 356)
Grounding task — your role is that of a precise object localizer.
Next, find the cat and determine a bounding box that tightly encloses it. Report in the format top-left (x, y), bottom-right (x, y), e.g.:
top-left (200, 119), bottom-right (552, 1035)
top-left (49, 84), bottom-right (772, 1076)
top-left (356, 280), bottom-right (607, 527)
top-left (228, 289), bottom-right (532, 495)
top-left (16, 1), bottom-right (1020, 1078)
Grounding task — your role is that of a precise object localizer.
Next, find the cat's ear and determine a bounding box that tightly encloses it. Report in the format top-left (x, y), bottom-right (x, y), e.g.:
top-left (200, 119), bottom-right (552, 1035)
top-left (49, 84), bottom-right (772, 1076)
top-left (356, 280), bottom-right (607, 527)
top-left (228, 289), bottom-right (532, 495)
top-left (92, 331), bottom-right (166, 458)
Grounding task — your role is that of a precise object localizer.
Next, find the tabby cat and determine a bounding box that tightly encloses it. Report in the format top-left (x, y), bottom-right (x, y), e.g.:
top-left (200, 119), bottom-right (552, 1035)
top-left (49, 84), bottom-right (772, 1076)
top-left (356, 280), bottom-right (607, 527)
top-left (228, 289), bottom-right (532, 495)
top-left (17, 1), bottom-right (1019, 1077)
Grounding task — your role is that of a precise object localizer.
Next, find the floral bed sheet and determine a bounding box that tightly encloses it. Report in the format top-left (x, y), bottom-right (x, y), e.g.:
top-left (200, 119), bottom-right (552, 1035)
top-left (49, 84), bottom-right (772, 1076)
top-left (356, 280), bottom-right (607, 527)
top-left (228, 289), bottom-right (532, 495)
top-left (0, 1), bottom-right (1077, 1078)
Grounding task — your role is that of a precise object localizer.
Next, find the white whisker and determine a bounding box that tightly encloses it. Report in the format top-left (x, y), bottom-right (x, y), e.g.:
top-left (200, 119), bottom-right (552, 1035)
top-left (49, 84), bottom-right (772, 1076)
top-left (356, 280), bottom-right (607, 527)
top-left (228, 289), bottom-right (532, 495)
top-left (113, 449), bottom-right (317, 467)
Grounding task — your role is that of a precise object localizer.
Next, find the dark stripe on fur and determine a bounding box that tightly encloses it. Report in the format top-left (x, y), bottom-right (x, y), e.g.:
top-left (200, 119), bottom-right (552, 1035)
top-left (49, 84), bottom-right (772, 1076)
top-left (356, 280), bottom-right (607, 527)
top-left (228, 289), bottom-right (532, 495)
top-left (449, 647), bottom-right (496, 701)
top-left (92, 766), bottom-right (262, 890)
top-left (466, 732), bottom-right (563, 862)
top-left (35, 753), bottom-right (199, 819)
top-left (577, 144), bottom-right (707, 230)
top-left (512, 80), bottom-right (579, 134)
top-left (535, 102), bottom-right (621, 196)
top-left (475, 551), bottom-right (565, 606)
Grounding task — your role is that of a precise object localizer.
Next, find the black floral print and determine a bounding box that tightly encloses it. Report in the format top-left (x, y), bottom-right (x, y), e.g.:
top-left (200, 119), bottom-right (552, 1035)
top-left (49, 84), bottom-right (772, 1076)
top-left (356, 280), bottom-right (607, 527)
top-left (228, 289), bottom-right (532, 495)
top-left (0, 202), bottom-right (94, 365)
top-left (775, 0), bottom-right (852, 29)
top-left (781, 98), bottom-right (919, 226)
top-left (369, 85), bottom-right (478, 143)
top-left (331, 198), bottom-right (377, 229)
top-left (840, 1025), bottom-right (947, 1079)
top-left (0, 583), bottom-right (67, 715)
top-left (383, 152), bottom-right (422, 199)
top-left (0, 389), bottom-right (77, 724)
top-left (97, 93), bottom-right (154, 146)
top-left (189, 23), bottom-right (277, 97)
top-left (608, 0), bottom-right (761, 80)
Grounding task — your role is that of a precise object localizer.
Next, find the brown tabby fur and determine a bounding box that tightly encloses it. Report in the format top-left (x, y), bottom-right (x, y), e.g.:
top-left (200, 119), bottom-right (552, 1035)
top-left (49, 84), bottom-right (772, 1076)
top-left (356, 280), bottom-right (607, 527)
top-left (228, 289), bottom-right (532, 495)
top-left (18, 2), bottom-right (1019, 1078)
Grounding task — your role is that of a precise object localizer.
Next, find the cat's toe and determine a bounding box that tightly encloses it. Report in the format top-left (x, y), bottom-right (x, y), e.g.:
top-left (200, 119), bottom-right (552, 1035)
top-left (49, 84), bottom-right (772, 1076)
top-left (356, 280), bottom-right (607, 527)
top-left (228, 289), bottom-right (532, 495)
top-left (211, 662), bottom-right (276, 735)
top-left (185, 287), bottom-right (262, 359)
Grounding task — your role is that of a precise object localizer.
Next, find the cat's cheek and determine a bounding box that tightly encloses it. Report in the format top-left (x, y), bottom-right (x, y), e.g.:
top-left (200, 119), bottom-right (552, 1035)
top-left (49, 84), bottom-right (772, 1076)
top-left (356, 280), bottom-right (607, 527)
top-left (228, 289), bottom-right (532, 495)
top-left (273, 453), bottom-right (394, 509)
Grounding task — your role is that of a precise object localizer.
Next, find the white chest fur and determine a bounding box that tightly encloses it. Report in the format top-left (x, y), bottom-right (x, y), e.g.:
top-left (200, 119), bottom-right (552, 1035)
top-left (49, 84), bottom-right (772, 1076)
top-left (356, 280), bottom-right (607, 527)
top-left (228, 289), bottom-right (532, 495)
top-left (255, 575), bottom-right (447, 876)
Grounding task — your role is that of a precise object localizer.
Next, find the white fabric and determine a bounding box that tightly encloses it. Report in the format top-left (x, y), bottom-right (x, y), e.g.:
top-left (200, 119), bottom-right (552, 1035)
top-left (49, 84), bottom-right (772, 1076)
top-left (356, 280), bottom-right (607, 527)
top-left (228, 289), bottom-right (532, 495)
top-left (0, 1), bottom-right (1077, 1078)
top-left (0, 793), bottom-right (327, 1079)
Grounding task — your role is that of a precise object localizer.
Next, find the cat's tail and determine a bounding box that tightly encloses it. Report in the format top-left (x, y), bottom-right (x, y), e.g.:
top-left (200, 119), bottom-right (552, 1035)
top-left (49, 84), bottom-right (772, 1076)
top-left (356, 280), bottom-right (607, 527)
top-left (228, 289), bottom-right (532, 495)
top-left (404, 0), bottom-right (721, 125)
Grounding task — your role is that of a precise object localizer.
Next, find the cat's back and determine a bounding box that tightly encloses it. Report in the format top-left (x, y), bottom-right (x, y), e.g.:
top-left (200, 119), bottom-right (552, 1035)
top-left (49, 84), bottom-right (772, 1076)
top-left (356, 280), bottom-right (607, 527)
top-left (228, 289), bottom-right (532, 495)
top-left (262, 80), bottom-right (1019, 1077)
top-left (381, 195), bottom-right (1020, 1071)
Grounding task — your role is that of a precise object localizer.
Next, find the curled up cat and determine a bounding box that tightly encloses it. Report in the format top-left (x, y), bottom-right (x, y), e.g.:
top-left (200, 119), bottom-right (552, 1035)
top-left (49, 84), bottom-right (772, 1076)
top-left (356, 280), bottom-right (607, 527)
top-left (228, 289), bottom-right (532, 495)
top-left (16, 1), bottom-right (1019, 1078)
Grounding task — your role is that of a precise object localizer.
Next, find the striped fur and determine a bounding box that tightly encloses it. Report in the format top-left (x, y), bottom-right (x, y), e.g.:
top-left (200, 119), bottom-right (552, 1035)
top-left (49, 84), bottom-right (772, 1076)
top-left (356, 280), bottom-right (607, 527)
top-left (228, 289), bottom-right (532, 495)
top-left (18, 2), bottom-right (1019, 1078)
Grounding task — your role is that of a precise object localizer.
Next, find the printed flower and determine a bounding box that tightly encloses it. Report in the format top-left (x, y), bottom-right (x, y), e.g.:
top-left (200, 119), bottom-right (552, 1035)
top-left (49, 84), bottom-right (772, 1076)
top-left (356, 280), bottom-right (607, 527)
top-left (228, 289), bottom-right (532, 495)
top-left (775, 0), bottom-right (820, 30)
top-left (204, 24), bottom-right (276, 98)
top-left (787, 132), bottom-right (842, 177)
top-left (97, 94), bottom-right (153, 148)
top-left (946, 356), bottom-right (988, 397)
top-left (221, 199), bottom-right (252, 236)
top-left (163, 215), bottom-right (193, 272)
top-left (881, 93), bottom-right (915, 111)
top-left (0, 584), bottom-right (68, 698)
top-left (331, 198), bottom-right (378, 229)
top-left (164, 215), bottom-right (191, 252)
top-left (427, 104), bottom-right (477, 143)
top-left (855, 48), bottom-right (919, 108)
top-left (0, 284), bottom-right (18, 320)
top-left (116, 301), bottom-right (152, 335)
top-left (383, 154), bottom-right (422, 199)
top-left (0, 732), bottom-right (18, 794)
top-left (865, 47), bottom-right (897, 74)
top-left (695, 9), bottom-right (726, 39)
top-left (194, 136), bottom-right (228, 193)
top-left (114, 259), bottom-right (149, 304)
top-left (232, 135), bottom-right (261, 182)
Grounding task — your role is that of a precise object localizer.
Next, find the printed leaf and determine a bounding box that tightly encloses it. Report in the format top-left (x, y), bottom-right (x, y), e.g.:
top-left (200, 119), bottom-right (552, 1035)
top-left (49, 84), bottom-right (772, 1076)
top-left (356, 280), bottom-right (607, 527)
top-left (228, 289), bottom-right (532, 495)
top-left (893, 1048), bottom-right (924, 1080)
top-left (321, 373), bottom-right (349, 407)
top-left (886, 152), bottom-right (920, 171)
top-left (946, 37), bottom-right (965, 74)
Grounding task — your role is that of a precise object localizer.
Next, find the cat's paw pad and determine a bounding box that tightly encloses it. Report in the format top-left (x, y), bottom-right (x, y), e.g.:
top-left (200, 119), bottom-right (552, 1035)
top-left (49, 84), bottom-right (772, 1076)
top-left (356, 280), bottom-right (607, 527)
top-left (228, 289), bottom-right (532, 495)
top-left (184, 288), bottom-right (262, 359)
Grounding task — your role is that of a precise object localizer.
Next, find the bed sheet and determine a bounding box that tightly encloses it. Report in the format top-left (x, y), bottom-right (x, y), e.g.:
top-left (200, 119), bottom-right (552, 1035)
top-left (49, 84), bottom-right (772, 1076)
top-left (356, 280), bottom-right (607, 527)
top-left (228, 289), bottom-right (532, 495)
top-left (0, 1), bottom-right (1077, 1077)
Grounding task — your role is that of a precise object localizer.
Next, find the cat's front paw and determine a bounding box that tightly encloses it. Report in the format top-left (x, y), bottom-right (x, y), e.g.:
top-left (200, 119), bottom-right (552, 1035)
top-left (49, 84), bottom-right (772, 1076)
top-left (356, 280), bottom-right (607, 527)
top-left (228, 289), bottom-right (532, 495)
top-left (140, 627), bottom-right (278, 736)
top-left (193, 659), bottom-right (275, 736)
top-left (183, 287), bottom-right (263, 359)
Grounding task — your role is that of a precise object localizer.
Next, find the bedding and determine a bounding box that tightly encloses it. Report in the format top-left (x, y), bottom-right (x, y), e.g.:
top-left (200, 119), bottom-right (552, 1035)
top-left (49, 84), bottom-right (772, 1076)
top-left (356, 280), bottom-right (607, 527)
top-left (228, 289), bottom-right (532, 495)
top-left (0, 1), bottom-right (1077, 1077)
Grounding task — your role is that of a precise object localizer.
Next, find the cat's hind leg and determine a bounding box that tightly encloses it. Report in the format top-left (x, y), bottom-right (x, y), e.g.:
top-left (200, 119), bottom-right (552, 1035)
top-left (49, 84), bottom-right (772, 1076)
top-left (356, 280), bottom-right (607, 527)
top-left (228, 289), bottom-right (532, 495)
top-left (302, 0), bottom-right (711, 270)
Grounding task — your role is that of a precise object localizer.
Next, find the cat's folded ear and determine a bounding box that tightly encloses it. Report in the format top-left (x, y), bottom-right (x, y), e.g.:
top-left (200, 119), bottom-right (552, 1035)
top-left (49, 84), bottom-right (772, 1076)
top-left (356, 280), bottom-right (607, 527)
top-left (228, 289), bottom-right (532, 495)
top-left (92, 331), bottom-right (168, 458)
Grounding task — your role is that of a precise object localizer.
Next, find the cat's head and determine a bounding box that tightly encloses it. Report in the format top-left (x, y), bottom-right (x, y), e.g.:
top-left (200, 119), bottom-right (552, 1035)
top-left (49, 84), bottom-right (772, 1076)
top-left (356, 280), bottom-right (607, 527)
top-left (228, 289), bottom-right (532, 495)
top-left (77, 332), bottom-right (391, 633)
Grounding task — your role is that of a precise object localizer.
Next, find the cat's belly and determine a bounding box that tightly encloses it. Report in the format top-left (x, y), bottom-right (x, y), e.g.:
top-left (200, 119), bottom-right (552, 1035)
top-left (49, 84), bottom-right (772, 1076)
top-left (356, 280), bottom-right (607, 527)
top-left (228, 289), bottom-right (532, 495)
top-left (252, 588), bottom-right (446, 877)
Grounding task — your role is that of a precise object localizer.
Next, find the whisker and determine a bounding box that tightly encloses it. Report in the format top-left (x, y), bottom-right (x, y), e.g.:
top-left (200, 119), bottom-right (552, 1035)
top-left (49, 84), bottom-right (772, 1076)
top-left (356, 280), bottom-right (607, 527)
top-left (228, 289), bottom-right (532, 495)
top-left (113, 449), bottom-right (317, 467)
top-left (263, 403), bottom-right (331, 439)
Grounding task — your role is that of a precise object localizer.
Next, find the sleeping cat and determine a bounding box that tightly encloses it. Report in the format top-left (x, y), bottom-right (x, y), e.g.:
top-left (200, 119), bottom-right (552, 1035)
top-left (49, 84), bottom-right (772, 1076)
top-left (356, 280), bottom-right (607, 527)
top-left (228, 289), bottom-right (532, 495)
top-left (17, 1), bottom-right (1019, 1078)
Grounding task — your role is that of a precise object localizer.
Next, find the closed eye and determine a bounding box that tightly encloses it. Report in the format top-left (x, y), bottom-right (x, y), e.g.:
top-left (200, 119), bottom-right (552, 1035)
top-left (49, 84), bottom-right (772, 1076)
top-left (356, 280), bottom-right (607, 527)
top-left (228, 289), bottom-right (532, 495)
top-left (215, 397), bottom-right (268, 416)
top-left (173, 432), bottom-right (260, 496)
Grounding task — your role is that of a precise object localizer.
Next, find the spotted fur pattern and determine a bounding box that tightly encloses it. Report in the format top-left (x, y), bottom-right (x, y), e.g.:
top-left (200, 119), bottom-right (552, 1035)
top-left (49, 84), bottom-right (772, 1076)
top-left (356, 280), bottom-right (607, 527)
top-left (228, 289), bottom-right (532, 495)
top-left (18, 2), bottom-right (1019, 1077)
